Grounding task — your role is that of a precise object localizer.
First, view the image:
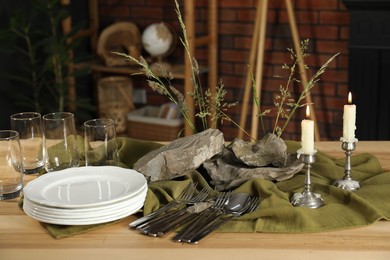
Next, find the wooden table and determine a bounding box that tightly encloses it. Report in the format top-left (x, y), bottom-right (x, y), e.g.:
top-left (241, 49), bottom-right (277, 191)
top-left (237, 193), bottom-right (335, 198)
top-left (1, 141), bottom-right (390, 260)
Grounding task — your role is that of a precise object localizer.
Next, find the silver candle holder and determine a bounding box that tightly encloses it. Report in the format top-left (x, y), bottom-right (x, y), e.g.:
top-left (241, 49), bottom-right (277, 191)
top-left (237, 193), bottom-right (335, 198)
top-left (291, 149), bottom-right (324, 209)
top-left (333, 138), bottom-right (360, 191)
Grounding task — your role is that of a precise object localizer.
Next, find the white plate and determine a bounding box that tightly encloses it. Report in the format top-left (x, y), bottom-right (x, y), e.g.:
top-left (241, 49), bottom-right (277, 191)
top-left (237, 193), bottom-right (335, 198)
top-left (24, 198), bottom-right (144, 225)
top-left (24, 166), bottom-right (147, 208)
top-left (23, 186), bottom-right (147, 219)
top-left (23, 186), bottom-right (148, 215)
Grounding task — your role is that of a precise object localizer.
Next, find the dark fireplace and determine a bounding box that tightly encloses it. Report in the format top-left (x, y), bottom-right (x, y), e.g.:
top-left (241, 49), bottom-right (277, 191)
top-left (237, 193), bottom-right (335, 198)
top-left (343, 0), bottom-right (390, 140)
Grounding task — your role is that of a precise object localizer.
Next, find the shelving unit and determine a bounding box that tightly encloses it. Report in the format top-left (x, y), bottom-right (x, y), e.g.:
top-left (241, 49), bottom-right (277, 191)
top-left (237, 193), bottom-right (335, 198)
top-left (62, 0), bottom-right (218, 137)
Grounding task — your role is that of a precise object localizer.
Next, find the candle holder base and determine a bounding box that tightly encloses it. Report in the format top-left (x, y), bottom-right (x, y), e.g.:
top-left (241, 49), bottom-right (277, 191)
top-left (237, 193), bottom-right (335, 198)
top-left (291, 150), bottom-right (325, 209)
top-left (291, 191), bottom-right (324, 209)
top-left (333, 178), bottom-right (360, 191)
top-left (334, 140), bottom-right (360, 191)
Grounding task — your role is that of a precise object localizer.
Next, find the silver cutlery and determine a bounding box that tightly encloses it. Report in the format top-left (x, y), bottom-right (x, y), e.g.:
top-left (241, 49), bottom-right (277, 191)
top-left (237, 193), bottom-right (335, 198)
top-left (136, 187), bottom-right (211, 236)
top-left (186, 194), bottom-right (260, 244)
top-left (129, 182), bottom-right (198, 229)
top-left (171, 191), bottom-right (231, 242)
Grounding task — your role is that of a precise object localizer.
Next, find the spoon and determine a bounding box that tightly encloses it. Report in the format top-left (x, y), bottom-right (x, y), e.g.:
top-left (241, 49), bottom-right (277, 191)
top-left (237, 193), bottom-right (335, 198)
top-left (181, 192), bottom-right (252, 243)
top-left (188, 194), bottom-right (259, 244)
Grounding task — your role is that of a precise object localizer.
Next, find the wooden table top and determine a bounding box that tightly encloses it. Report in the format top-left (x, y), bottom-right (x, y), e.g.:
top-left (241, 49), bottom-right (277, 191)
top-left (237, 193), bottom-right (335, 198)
top-left (1, 141), bottom-right (390, 260)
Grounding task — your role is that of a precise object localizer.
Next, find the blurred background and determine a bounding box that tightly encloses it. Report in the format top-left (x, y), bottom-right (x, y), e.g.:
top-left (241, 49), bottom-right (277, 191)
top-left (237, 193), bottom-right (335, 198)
top-left (1, 0), bottom-right (389, 141)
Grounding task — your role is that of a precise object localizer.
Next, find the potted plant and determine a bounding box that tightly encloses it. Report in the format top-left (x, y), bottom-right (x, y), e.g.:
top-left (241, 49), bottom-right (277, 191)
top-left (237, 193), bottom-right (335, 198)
top-left (0, 0), bottom-right (92, 118)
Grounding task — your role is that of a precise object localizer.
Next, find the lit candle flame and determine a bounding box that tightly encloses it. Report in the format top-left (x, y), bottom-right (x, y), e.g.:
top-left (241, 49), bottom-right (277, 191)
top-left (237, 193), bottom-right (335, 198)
top-left (306, 105), bottom-right (310, 119)
top-left (348, 92), bottom-right (353, 104)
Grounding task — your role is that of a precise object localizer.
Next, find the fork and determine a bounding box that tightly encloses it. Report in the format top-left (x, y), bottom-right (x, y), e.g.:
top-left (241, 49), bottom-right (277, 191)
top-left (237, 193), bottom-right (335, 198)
top-left (187, 196), bottom-right (260, 244)
top-left (139, 187), bottom-right (211, 236)
top-left (171, 191), bottom-right (231, 242)
top-left (129, 182), bottom-right (198, 229)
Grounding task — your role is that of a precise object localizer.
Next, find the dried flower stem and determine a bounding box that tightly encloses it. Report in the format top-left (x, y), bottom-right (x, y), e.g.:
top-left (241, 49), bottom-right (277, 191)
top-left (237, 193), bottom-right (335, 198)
top-left (113, 52), bottom-right (197, 132)
top-left (251, 39), bottom-right (338, 138)
top-left (278, 52), bottom-right (339, 136)
top-left (174, 0), bottom-right (208, 130)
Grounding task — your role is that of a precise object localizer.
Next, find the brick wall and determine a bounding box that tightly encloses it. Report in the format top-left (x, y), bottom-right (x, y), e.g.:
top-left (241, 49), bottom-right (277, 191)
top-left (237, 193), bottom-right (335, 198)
top-left (99, 0), bottom-right (350, 141)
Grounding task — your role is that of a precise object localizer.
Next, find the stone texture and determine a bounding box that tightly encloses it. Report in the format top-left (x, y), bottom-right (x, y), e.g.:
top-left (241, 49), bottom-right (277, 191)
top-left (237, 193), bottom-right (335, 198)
top-left (133, 128), bottom-right (225, 181)
top-left (229, 133), bottom-right (288, 168)
top-left (203, 149), bottom-right (304, 191)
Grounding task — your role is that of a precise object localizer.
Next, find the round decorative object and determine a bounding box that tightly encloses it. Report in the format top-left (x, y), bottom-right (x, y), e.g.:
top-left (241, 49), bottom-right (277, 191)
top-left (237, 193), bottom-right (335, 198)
top-left (97, 22), bottom-right (141, 67)
top-left (141, 22), bottom-right (175, 58)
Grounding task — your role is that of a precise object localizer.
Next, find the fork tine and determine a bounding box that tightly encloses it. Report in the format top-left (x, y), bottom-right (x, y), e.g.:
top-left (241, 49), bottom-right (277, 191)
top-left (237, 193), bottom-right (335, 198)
top-left (247, 197), bottom-right (260, 213)
top-left (191, 187), bottom-right (209, 202)
top-left (179, 182), bottom-right (196, 201)
top-left (214, 191), bottom-right (230, 209)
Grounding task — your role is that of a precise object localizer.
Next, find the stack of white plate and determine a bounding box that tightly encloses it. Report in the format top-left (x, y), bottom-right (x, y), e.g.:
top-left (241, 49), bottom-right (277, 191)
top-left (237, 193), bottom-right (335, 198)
top-left (23, 166), bottom-right (147, 225)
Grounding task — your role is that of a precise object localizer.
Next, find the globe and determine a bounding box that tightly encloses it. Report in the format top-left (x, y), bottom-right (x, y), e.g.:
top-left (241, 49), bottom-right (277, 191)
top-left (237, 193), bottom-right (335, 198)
top-left (141, 22), bottom-right (174, 58)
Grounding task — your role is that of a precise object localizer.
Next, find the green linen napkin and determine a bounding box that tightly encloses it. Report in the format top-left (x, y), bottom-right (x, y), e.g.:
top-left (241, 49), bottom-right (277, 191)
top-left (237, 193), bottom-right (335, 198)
top-left (23, 137), bottom-right (390, 238)
top-left (142, 140), bottom-right (390, 233)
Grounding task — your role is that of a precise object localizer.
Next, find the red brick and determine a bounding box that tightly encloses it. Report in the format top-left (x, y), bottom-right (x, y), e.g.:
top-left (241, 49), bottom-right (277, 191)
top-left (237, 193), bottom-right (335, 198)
top-left (304, 53), bottom-right (339, 69)
top-left (315, 40), bottom-right (348, 54)
top-left (131, 7), bottom-right (163, 18)
top-left (97, 0), bottom-right (350, 141)
top-left (219, 0), bottom-right (256, 8)
top-left (237, 9), bottom-right (256, 22)
top-left (233, 36), bottom-right (253, 49)
top-left (313, 95), bottom-right (345, 109)
top-left (319, 11), bottom-right (349, 25)
top-left (219, 63), bottom-right (235, 75)
top-left (145, 0), bottom-right (176, 6)
top-left (220, 9), bottom-right (238, 22)
top-left (276, 10), bottom-right (319, 24)
top-left (220, 22), bottom-right (254, 36)
top-left (296, 0), bottom-right (338, 10)
top-left (337, 54), bottom-right (349, 69)
top-left (100, 6), bottom-right (130, 17)
top-left (340, 26), bottom-right (349, 40)
top-left (336, 83), bottom-right (350, 97)
top-left (310, 82), bottom-right (337, 96)
top-left (299, 25), bottom-right (339, 40)
top-left (220, 49), bottom-right (249, 63)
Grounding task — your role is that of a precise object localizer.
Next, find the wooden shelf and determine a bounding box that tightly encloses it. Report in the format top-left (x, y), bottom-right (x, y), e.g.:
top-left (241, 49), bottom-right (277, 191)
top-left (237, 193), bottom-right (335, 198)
top-left (76, 59), bottom-right (209, 80)
top-left (64, 0), bottom-right (218, 137)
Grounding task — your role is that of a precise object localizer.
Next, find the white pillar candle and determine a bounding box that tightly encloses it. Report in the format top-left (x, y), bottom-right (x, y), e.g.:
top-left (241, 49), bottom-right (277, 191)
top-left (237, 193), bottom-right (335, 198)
top-left (301, 105), bottom-right (315, 154)
top-left (343, 92), bottom-right (356, 142)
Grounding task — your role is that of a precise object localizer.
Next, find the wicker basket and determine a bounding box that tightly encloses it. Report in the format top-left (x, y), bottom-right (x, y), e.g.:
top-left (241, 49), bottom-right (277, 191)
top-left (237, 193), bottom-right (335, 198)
top-left (98, 76), bottom-right (135, 133)
top-left (127, 106), bottom-right (184, 141)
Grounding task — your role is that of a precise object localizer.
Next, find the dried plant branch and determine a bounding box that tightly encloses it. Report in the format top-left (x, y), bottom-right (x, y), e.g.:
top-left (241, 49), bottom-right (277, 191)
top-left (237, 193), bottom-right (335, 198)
top-left (115, 0), bottom-right (238, 134)
top-left (252, 39), bottom-right (338, 138)
top-left (113, 52), bottom-right (197, 132)
top-left (174, 0), bottom-right (208, 130)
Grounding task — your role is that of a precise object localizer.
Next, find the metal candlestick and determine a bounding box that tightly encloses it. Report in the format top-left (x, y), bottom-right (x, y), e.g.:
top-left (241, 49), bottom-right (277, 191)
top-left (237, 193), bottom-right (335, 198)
top-left (291, 149), bottom-right (324, 209)
top-left (333, 140), bottom-right (360, 191)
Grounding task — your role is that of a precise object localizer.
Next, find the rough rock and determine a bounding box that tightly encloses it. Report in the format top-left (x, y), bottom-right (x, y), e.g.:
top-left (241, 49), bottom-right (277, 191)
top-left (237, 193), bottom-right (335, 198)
top-left (133, 128), bottom-right (225, 181)
top-left (203, 148), bottom-right (304, 191)
top-left (229, 133), bottom-right (288, 168)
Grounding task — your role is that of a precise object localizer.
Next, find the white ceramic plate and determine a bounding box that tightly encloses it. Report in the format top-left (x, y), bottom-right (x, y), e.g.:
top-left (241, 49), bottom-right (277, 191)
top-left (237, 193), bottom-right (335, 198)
top-left (24, 198), bottom-right (144, 225)
top-left (24, 166), bottom-right (147, 209)
top-left (23, 186), bottom-right (147, 219)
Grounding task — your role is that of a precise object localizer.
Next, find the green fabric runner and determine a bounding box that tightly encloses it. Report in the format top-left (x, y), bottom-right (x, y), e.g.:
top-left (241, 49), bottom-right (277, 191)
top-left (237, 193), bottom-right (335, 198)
top-left (21, 137), bottom-right (390, 238)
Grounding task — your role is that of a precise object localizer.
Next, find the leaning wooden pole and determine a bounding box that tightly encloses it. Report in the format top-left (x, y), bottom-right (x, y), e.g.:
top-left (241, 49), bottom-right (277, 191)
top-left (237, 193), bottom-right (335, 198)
top-left (285, 0), bottom-right (320, 141)
top-left (250, 0), bottom-right (268, 141)
top-left (238, 0), bottom-right (263, 140)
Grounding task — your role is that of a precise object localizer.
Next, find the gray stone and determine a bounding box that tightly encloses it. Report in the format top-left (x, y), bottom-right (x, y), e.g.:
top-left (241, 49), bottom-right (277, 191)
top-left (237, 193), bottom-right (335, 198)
top-left (133, 128), bottom-right (225, 181)
top-left (203, 148), bottom-right (304, 191)
top-left (229, 133), bottom-right (288, 168)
